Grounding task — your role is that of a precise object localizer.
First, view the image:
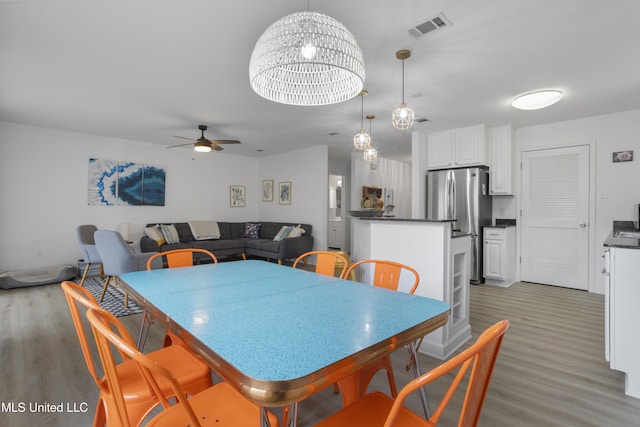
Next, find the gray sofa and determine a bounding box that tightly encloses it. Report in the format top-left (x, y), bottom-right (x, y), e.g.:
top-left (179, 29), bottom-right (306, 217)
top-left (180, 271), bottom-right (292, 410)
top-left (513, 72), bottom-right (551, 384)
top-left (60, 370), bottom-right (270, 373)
top-left (140, 221), bottom-right (313, 264)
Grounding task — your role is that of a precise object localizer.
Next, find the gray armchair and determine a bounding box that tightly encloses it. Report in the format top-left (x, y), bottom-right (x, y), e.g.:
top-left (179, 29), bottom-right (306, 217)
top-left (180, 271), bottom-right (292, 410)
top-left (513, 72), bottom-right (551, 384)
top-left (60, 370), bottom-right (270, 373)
top-left (76, 224), bottom-right (103, 286)
top-left (94, 230), bottom-right (158, 307)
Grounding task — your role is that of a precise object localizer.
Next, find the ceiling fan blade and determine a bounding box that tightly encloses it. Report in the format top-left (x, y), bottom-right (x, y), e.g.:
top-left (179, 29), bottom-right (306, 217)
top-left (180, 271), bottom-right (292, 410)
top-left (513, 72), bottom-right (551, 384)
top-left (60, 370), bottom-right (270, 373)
top-left (172, 135), bottom-right (194, 141)
top-left (212, 139), bottom-right (241, 145)
top-left (167, 142), bottom-right (196, 149)
top-left (211, 144), bottom-right (224, 151)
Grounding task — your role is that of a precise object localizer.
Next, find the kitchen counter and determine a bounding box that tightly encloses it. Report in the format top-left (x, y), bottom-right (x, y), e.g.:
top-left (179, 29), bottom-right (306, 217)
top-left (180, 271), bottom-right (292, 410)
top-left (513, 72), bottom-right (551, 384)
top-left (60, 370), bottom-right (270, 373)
top-left (604, 221), bottom-right (640, 249)
top-left (359, 217), bottom-right (455, 223)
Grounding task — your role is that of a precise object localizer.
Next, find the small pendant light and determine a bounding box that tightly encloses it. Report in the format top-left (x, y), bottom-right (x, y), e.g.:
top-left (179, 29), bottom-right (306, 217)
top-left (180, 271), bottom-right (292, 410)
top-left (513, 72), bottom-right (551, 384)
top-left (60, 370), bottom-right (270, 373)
top-left (363, 114), bottom-right (377, 163)
top-left (353, 90), bottom-right (371, 150)
top-left (391, 49), bottom-right (415, 130)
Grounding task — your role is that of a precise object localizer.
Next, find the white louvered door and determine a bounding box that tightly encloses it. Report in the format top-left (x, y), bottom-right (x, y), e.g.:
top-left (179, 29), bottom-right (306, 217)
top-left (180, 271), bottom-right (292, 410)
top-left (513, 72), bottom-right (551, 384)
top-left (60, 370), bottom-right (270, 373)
top-left (521, 145), bottom-right (589, 289)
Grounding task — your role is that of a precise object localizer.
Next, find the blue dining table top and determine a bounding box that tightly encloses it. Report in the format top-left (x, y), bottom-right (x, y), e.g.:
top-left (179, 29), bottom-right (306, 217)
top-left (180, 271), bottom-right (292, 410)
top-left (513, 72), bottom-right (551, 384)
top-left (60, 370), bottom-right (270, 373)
top-left (120, 260), bottom-right (450, 406)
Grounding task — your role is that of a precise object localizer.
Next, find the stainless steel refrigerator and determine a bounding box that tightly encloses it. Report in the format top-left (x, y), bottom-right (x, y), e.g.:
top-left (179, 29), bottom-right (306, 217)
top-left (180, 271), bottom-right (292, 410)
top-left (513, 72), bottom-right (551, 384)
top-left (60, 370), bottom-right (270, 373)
top-left (426, 166), bottom-right (492, 283)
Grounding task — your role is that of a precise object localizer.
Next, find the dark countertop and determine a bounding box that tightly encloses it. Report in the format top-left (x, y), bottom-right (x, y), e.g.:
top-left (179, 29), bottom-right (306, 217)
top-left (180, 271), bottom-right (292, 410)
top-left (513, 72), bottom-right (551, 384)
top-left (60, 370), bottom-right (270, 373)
top-left (359, 217), bottom-right (456, 223)
top-left (604, 221), bottom-right (640, 249)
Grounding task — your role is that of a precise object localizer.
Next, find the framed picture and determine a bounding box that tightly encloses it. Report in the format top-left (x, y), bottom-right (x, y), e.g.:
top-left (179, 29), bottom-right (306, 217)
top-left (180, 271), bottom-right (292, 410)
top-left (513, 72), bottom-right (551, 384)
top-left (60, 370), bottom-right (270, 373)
top-left (229, 185), bottom-right (245, 207)
top-left (262, 180), bottom-right (274, 202)
top-left (613, 150), bottom-right (633, 163)
top-left (279, 181), bottom-right (292, 205)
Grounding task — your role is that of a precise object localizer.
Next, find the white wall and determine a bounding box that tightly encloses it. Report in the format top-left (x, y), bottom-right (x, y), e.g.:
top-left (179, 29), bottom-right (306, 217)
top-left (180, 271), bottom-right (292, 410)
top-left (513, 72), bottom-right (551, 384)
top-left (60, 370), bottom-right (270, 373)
top-left (350, 153), bottom-right (412, 217)
top-left (256, 145), bottom-right (329, 251)
top-left (0, 122), bottom-right (327, 271)
top-left (515, 109), bottom-right (640, 292)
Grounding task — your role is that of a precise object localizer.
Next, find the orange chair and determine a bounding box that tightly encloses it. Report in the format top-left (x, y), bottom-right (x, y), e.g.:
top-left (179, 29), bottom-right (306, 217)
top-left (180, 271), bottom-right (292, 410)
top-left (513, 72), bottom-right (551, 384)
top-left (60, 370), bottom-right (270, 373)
top-left (146, 248), bottom-right (218, 270)
top-left (142, 249), bottom-right (218, 349)
top-left (60, 281), bottom-right (213, 427)
top-left (86, 307), bottom-right (279, 427)
top-left (292, 250), bottom-right (350, 278)
top-left (315, 320), bottom-right (509, 427)
top-left (336, 259), bottom-right (420, 406)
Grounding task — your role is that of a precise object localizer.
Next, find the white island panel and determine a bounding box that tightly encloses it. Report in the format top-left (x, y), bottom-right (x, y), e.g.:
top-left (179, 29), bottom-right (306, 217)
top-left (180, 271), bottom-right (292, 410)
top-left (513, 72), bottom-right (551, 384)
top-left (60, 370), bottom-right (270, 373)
top-left (352, 218), bottom-right (471, 359)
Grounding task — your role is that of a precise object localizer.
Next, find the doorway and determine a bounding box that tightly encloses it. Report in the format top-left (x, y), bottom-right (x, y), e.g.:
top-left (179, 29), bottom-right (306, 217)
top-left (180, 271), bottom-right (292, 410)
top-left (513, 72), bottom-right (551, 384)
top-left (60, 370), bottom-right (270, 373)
top-left (328, 175), bottom-right (345, 250)
top-left (520, 145), bottom-right (590, 290)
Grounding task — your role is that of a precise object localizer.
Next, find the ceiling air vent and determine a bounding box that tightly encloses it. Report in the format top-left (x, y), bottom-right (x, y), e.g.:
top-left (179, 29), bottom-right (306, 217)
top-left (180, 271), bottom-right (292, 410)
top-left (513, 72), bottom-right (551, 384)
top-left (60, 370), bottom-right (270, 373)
top-left (408, 13), bottom-right (451, 38)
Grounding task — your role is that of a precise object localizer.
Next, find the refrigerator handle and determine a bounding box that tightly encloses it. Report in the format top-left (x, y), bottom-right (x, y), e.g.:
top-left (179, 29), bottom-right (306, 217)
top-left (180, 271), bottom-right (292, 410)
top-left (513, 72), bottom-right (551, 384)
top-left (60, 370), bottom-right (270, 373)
top-left (468, 171), bottom-right (476, 236)
top-left (448, 169), bottom-right (456, 219)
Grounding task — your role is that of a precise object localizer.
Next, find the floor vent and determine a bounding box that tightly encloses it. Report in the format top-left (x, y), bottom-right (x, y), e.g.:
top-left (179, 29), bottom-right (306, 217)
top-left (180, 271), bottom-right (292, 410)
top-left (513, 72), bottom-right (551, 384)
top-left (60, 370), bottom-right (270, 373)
top-left (408, 13), bottom-right (451, 38)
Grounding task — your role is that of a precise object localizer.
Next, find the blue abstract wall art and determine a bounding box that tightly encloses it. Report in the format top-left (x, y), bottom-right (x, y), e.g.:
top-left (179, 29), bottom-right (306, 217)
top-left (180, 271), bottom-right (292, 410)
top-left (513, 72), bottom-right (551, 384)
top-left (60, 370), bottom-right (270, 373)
top-left (88, 158), bottom-right (166, 206)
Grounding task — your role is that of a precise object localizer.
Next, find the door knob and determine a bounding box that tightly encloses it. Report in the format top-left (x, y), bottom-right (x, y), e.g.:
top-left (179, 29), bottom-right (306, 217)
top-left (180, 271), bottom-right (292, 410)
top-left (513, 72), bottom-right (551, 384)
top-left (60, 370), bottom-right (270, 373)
top-left (579, 223), bottom-right (587, 228)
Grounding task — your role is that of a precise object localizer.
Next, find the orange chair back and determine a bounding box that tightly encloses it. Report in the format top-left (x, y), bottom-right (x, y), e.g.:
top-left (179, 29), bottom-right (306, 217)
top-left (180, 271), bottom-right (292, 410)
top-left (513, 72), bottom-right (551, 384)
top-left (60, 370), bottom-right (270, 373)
top-left (146, 248), bottom-right (218, 270)
top-left (315, 320), bottom-right (509, 427)
top-left (343, 259), bottom-right (419, 294)
top-left (390, 320), bottom-right (509, 427)
top-left (87, 308), bottom-right (204, 427)
top-left (60, 281), bottom-right (104, 386)
top-left (293, 251), bottom-right (349, 278)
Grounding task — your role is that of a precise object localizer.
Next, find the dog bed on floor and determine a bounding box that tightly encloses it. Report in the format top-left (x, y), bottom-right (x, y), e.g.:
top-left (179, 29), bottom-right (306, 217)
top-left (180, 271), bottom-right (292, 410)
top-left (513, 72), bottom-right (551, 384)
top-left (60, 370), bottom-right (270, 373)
top-left (0, 264), bottom-right (77, 290)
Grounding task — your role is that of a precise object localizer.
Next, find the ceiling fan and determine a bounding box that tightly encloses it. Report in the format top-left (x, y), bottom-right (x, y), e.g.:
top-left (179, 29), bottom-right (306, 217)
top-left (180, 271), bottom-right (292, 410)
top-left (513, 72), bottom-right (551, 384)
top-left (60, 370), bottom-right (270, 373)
top-left (169, 125), bottom-right (241, 152)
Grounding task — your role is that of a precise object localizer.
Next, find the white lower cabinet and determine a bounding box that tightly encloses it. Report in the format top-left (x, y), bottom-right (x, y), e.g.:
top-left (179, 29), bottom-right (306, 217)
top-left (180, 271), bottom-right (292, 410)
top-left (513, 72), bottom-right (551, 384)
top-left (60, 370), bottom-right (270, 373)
top-left (606, 247), bottom-right (640, 398)
top-left (483, 227), bottom-right (515, 286)
top-left (328, 222), bottom-right (344, 250)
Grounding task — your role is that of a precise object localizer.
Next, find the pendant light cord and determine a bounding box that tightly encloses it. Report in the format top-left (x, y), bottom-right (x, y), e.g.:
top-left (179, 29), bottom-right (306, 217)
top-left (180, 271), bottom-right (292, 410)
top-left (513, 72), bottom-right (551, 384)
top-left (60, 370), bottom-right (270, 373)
top-left (401, 58), bottom-right (406, 103)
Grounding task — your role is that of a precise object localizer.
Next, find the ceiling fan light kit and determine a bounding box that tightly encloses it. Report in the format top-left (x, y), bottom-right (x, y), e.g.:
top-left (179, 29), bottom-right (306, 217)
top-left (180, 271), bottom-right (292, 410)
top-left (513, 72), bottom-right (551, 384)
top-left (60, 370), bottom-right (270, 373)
top-left (391, 49), bottom-right (415, 130)
top-left (249, 11), bottom-right (365, 106)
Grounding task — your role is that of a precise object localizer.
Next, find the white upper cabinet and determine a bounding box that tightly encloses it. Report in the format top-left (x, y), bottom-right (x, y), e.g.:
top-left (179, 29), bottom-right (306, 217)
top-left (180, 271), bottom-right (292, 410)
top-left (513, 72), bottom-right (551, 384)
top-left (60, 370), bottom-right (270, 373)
top-left (489, 125), bottom-right (513, 195)
top-left (427, 124), bottom-right (488, 170)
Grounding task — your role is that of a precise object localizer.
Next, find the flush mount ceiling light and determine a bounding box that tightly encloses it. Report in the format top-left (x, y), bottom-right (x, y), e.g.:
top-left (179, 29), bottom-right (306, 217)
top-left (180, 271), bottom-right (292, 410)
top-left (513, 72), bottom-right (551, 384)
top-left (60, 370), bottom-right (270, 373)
top-left (363, 114), bottom-right (377, 163)
top-left (512, 90), bottom-right (563, 110)
top-left (353, 90), bottom-right (371, 150)
top-left (249, 10), bottom-right (365, 106)
top-left (392, 49), bottom-right (415, 130)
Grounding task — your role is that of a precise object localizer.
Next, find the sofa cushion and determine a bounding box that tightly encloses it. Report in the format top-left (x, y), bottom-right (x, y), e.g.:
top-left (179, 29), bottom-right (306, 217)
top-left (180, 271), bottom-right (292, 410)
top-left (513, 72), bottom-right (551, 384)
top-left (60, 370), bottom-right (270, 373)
top-left (273, 225), bottom-right (294, 241)
top-left (174, 222), bottom-right (195, 243)
top-left (287, 225), bottom-right (306, 238)
top-left (244, 239), bottom-right (282, 252)
top-left (144, 225), bottom-right (166, 245)
top-left (160, 224), bottom-right (180, 244)
top-left (243, 223), bottom-right (261, 239)
top-left (193, 239), bottom-right (245, 251)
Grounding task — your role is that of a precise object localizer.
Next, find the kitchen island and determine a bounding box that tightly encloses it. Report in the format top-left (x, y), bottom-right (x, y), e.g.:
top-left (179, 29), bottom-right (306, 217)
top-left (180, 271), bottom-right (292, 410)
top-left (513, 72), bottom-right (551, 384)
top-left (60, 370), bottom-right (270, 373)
top-left (351, 217), bottom-right (471, 359)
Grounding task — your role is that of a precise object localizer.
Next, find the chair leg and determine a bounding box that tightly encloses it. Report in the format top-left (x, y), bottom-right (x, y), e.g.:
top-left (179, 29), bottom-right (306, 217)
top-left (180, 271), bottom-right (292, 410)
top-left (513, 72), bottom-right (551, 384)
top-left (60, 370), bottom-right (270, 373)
top-left (79, 263), bottom-right (91, 287)
top-left (241, 253), bottom-right (247, 260)
top-left (100, 276), bottom-right (112, 302)
top-left (114, 276), bottom-right (129, 308)
top-left (99, 263), bottom-right (104, 279)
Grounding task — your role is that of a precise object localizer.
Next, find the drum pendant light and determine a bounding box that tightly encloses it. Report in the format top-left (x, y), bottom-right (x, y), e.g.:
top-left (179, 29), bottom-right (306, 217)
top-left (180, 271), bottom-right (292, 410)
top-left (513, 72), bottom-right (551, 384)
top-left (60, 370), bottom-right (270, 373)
top-left (249, 10), bottom-right (365, 106)
top-left (391, 49), bottom-right (415, 130)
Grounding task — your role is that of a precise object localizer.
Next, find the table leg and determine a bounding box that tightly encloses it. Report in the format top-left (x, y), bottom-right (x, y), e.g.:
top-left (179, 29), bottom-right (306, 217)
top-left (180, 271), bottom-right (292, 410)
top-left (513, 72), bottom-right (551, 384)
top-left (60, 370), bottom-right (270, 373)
top-left (136, 309), bottom-right (154, 351)
top-left (407, 340), bottom-right (431, 419)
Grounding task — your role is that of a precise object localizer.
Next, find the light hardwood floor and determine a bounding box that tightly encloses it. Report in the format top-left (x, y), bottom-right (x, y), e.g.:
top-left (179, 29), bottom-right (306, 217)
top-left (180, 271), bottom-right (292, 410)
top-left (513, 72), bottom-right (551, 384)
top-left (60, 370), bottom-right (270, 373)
top-left (2, 280), bottom-right (640, 426)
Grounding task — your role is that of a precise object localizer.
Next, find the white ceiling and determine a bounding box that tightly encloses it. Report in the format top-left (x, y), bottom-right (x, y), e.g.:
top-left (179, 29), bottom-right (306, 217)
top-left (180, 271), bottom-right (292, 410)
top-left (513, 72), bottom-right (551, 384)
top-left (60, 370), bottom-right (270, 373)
top-left (2, 0), bottom-right (640, 162)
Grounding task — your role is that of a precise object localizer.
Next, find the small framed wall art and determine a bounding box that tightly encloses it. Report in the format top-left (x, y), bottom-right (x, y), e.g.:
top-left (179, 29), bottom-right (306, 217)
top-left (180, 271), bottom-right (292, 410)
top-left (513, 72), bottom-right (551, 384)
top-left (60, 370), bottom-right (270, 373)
top-left (279, 181), bottom-right (291, 205)
top-left (612, 150), bottom-right (633, 163)
top-left (262, 180), bottom-right (274, 202)
top-left (229, 185), bottom-right (246, 207)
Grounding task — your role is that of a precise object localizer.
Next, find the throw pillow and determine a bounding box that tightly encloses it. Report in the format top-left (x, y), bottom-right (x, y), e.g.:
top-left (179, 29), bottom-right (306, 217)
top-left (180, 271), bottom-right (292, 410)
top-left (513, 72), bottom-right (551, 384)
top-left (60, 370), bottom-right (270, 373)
top-left (287, 224), bottom-right (306, 238)
top-left (273, 225), bottom-right (294, 241)
top-left (243, 222), bottom-right (261, 239)
top-left (144, 225), bottom-right (166, 245)
top-left (159, 224), bottom-right (180, 244)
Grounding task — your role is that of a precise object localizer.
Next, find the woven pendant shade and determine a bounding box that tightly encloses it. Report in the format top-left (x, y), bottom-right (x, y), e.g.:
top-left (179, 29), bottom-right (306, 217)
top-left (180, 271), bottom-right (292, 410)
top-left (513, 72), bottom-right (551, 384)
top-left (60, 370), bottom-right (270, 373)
top-left (249, 11), bottom-right (365, 106)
